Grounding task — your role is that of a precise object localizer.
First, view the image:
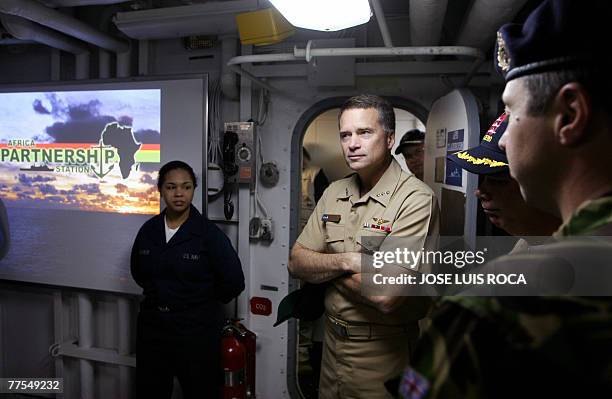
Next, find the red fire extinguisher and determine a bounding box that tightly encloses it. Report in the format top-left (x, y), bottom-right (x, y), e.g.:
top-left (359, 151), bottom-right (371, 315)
top-left (221, 324), bottom-right (247, 399)
top-left (221, 320), bottom-right (257, 399)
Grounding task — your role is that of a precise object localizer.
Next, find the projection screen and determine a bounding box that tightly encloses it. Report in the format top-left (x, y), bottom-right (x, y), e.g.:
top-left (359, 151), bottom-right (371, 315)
top-left (0, 75), bottom-right (207, 294)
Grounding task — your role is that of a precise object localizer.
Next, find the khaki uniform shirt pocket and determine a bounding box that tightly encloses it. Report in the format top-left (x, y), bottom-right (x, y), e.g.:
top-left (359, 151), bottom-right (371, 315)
top-left (357, 228), bottom-right (389, 254)
top-left (324, 223), bottom-right (345, 253)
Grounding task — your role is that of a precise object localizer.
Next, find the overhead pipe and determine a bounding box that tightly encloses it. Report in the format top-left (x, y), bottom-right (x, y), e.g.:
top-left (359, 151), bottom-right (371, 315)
top-left (95, 0), bottom-right (130, 77)
top-left (0, 38), bottom-right (35, 44)
top-left (116, 49), bottom-right (131, 77)
top-left (0, 14), bottom-right (90, 79)
top-left (41, 0), bottom-right (128, 6)
top-left (75, 53), bottom-right (90, 79)
top-left (227, 44), bottom-right (485, 92)
top-left (0, 0), bottom-right (129, 53)
top-left (369, 0), bottom-right (393, 47)
top-left (409, 0), bottom-right (448, 46)
top-left (0, 14), bottom-right (88, 54)
top-left (99, 49), bottom-right (111, 78)
top-left (456, 0), bottom-right (528, 49)
top-left (221, 37), bottom-right (239, 100)
top-left (137, 39), bottom-right (149, 75)
top-left (295, 45), bottom-right (483, 61)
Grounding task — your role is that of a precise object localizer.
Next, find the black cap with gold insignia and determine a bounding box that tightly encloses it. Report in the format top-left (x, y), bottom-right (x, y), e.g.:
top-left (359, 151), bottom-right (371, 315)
top-left (446, 113), bottom-right (509, 175)
top-left (495, 0), bottom-right (611, 82)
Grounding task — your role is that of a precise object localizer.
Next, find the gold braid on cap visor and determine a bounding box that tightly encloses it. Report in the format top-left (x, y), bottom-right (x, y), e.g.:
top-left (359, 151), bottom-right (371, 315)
top-left (455, 151), bottom-right (508, 168)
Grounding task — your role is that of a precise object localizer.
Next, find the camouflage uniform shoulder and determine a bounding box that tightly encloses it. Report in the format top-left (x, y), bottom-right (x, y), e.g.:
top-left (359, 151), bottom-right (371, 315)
top-left (403, 291), bottom-right (612, 399)
top-left (402, 234), bottom-right (612, 398)
top-left (556, 195), bottom-right (612, 237)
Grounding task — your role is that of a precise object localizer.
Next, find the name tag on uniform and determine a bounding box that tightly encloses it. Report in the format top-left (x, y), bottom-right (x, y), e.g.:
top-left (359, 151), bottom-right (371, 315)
top-left (182, 253), bottom-right (200, 261)
top-left (322, 214), bottom-right (341, 223)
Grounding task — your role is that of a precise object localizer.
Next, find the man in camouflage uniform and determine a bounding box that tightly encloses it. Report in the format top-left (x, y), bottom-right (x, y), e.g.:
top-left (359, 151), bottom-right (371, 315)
top-left (397, 1), bottom-right (612, 398)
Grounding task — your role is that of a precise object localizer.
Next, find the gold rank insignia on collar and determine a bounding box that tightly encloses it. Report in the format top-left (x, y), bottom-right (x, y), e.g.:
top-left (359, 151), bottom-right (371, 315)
top-left (374, 190), bottom-right (391, 198)
top-left (322, 214), bottom-right (341, 223)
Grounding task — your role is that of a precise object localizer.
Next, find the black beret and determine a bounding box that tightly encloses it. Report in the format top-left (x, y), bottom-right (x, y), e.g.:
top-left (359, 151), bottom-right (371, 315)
top-left (495, 0), bottom-right (612, 81)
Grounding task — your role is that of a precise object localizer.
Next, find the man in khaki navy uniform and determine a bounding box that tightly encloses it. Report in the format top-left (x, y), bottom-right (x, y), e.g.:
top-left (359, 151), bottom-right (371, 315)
top-left (289, 94), bottom-right (439, 399)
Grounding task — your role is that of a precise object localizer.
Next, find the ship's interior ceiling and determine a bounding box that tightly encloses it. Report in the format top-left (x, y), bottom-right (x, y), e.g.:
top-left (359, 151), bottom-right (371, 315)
top-left (0, 0), bottom-right (545, 74)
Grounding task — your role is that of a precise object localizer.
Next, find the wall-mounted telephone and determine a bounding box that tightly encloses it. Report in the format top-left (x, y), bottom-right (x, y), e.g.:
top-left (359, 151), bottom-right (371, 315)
top-left (222, 130), bottom-right (239, 178)
top-left (224, 122), bottom-right (255, 186)
top-left (222, 122), bottom-right (256, 220)
top-left (222, 130), bottom-right (238, 220)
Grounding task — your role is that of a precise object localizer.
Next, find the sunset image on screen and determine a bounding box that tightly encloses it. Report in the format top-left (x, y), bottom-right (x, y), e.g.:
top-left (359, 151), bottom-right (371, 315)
top-left (0, 89), bottom-right (161, 214)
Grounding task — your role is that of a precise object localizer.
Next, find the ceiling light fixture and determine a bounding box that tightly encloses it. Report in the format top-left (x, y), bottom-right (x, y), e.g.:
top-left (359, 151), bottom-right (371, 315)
top-left (268, 0), bottom-right (372, 32)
